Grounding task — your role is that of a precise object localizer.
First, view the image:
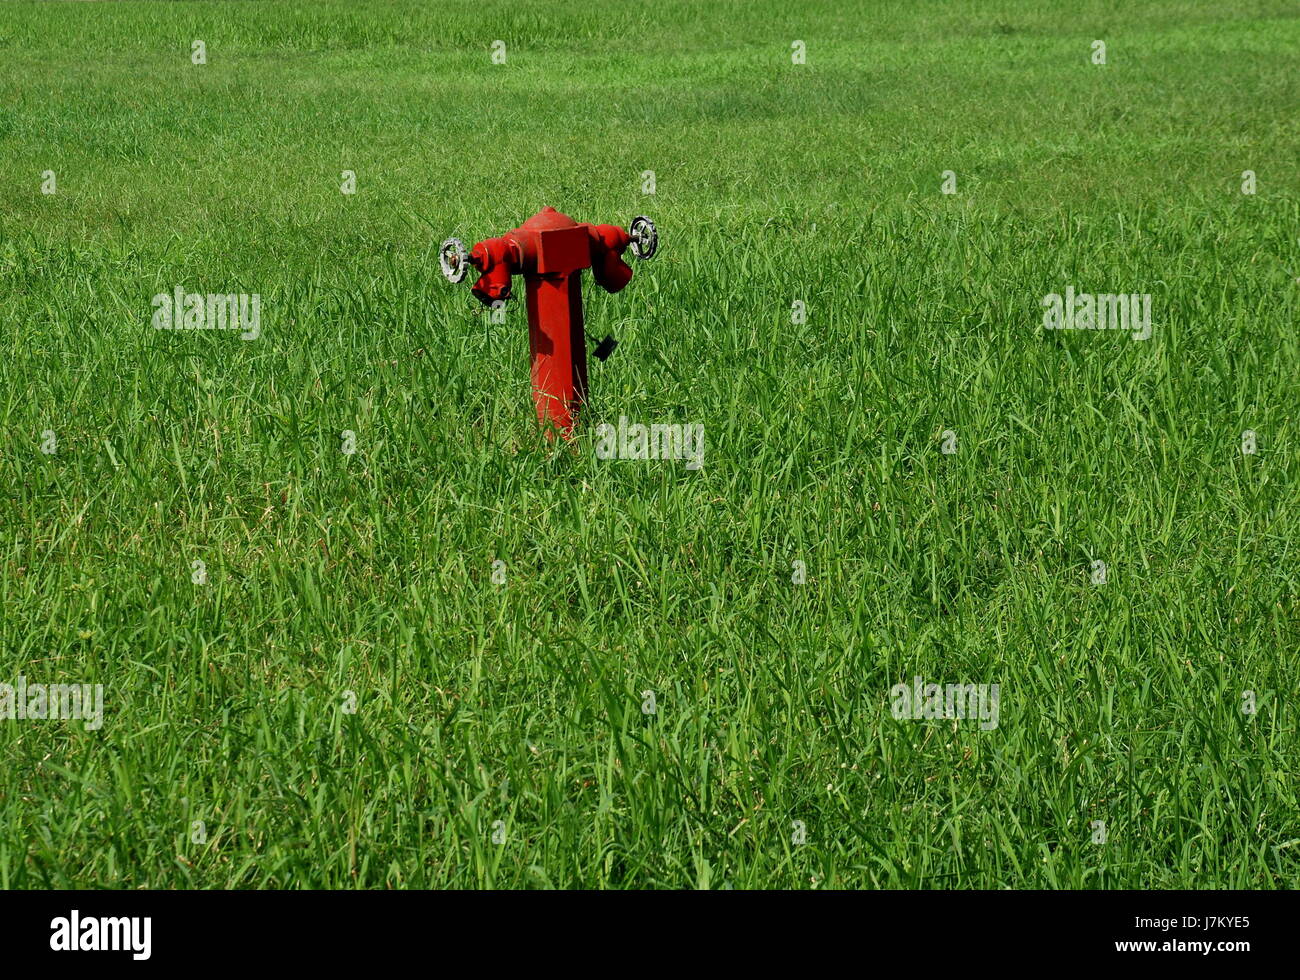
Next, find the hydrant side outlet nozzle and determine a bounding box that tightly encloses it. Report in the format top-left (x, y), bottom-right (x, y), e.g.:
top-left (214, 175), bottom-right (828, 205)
top-left (468, 237), bottom-right (520, 304)
top-left (443, 207), bottom-right (657, 437)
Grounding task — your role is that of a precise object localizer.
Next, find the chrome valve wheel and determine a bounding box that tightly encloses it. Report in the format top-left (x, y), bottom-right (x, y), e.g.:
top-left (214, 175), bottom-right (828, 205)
top-left (628, 216), bottom-right (658, 261)
top-left (439, 237), bottom-right (469, 284)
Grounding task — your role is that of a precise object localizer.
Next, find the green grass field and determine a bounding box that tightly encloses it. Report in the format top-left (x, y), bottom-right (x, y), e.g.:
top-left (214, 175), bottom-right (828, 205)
top-left (1, 0), bottom-right (1297, 889)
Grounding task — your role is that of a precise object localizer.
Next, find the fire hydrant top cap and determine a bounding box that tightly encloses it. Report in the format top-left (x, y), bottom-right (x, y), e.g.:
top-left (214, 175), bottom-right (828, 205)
top-left (523, 206), bottom-right (579, 231)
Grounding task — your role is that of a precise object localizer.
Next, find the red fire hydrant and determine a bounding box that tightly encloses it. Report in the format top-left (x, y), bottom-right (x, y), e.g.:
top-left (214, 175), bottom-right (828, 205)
top-left (440, 207), bottom-right (658, 436)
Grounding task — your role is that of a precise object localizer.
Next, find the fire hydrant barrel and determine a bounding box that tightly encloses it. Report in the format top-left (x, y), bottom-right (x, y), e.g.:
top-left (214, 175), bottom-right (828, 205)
top-left (527, 273), bottom-right (587, 432)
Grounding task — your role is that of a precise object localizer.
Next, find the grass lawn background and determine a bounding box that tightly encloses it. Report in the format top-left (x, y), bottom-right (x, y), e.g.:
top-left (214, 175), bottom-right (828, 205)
top-left (0, 0), bottom-right (1297, 887)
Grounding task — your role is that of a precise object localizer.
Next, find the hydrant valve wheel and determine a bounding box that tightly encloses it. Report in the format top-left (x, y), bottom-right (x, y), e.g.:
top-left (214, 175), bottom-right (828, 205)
top-left (439, 237), bottom-right (469, 284)
top-left (628, 216), bottom-right (658, 261)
